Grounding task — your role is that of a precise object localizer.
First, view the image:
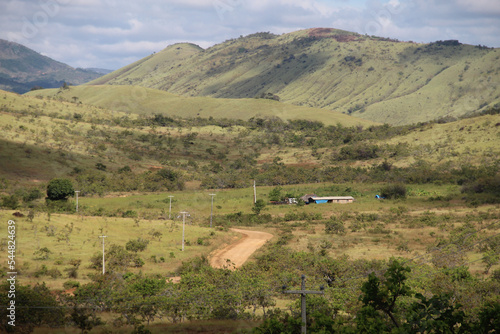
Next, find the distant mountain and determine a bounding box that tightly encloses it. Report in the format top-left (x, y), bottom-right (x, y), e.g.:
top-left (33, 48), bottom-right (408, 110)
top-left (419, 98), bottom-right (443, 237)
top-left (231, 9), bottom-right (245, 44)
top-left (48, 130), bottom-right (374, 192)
top-left (0, 39), bottom-right (104, 93)
top-left (88, 28), bottom-right (500, 125)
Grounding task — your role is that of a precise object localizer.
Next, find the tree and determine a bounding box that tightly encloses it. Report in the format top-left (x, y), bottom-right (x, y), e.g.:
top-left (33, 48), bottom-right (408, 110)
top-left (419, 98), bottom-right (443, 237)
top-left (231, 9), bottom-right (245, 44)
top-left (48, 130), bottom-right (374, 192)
top-left (47, 178), bottom-right (74, 201)
top-left (359, 258), bottom-right (412, 329)
top-left (0, 282), bottom-right (65, 333)
top-left (252, 199), bottom-right (266, 215)
top-left (403, 293), bottom-right (467, 333)
top-left (472, 301), bottom-right (500, 333)
top-left (69, 304), bottom-right (104, 334)
top-left (268, 186), bottom-right (283, 202)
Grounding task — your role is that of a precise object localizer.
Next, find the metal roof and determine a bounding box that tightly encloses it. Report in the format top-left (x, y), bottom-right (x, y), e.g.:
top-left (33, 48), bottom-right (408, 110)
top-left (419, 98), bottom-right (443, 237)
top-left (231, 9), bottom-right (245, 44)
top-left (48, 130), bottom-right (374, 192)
top-left (311, 196), bottom-right (354, 200)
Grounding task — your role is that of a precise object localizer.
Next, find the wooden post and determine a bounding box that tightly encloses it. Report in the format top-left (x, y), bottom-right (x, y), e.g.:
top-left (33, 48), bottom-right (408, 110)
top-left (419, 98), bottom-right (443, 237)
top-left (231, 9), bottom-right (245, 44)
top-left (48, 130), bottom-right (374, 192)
top-left (283, 275), bottom-right (324, 334)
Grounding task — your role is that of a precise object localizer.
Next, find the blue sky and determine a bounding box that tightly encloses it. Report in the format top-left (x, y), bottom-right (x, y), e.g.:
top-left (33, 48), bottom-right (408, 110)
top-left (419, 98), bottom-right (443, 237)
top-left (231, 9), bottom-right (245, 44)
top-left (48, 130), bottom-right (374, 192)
top-left (1, 0), bottom-right (499, 70)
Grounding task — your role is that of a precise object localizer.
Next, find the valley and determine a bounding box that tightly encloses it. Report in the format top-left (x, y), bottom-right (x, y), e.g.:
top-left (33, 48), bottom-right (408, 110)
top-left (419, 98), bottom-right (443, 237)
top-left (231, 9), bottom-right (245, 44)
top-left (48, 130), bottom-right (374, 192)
top-left (0, 28), bottom-right (499, 333)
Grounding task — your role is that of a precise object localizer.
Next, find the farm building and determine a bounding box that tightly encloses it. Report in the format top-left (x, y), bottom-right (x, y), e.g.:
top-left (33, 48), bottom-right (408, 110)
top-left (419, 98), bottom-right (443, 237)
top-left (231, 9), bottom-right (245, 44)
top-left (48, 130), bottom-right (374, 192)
top-left (300, 194), bottom-right (354, 204)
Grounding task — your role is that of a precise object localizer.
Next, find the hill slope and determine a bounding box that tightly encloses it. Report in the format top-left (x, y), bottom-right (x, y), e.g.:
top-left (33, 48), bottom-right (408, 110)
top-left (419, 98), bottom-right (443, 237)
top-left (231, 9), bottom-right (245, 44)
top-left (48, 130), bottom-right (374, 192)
top-left (25, 85), bottom-right (377, 127)
top-left (6, 88), bottom-right (499, 189)
top-left (88, 29), bottom-right (500, 125)
top-left (0, 39), bottom-right (104, 93)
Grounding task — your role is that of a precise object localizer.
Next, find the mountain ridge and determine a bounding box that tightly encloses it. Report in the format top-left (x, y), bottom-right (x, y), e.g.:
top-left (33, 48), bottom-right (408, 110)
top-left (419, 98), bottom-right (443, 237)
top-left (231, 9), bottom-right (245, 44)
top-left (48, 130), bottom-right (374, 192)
top-left (0, 39), bottom-right (104, 93)
top-left (87, 28), bottom-right (500, 125)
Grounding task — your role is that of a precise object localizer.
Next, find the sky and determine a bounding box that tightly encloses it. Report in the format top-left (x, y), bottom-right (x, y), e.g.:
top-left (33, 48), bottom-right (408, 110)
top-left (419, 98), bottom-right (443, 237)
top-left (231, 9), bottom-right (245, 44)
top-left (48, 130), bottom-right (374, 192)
top-left (1, 0), bottom-right (500, 70)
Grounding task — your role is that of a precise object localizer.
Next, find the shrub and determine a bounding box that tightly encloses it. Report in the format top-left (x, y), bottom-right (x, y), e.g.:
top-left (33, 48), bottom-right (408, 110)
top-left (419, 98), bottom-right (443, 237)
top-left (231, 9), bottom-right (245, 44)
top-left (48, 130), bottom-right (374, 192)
top-left (128, 153), bottom-right (142, 161)
top-left (325, 217), bottom-right (346, 235)
top-left (284, 212), bottom-right (298, 221)
top-left (21, 188), bottom-right (44, 202)
top-left (461, 174), bottom-right (500, 203)
top-left (149, 229), bottom-right (162, 241)
top-left (380, 183), bottom-right (407, 199)
top-left (122, 210), bottom-right (138, 218)
top-left (46, 178), bottom-right (74, 201)
top-left (397, 242), bottom-right (411, 253)
top-left (118, 165), bottom-right (132, 173)
top-left (492, 269), bottom-right (500, 282)
top-left (33, 247), bottom-right (52, 260)
top-left (34, 265), bottom-right (48, 277)
top-left (63, 280), bottom-right (80, 290)
top-left (47, 268), bottom-right (62, 279)
top-left (256, 92), bottom-right (280, 101)
top-left (64, 265), bottom-right (79, 279)
top-left (90, 244), bottom-right (144, 272)
top-left (156, 168), bottom-right (178, 182)
top-left (337, 143), bottom-right (379, 160)
top-left (1, 194), bottom-right (19, 209)
top-left (125, 238), bottom-right (150, 252)
top-left (95, 162), bottom-right (107, 171)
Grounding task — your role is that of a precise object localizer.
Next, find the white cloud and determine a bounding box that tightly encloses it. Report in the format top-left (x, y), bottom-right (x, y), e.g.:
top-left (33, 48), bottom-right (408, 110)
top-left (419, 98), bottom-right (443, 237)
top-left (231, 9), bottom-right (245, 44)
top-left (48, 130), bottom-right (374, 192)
top-left (95, 40), bottom-right (169, 54)
top-left (80, 19), bottom-right (143, 37)
top-left (456, 0), bottom-right (500, 15)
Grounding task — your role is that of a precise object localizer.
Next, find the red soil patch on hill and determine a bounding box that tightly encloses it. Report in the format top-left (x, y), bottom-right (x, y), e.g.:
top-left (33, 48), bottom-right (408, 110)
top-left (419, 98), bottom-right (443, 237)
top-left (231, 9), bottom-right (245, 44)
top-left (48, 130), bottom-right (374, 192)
top-left (308, 28), bottom-right (335, 38)
top-left (308, 28), bottom-right (359, 42)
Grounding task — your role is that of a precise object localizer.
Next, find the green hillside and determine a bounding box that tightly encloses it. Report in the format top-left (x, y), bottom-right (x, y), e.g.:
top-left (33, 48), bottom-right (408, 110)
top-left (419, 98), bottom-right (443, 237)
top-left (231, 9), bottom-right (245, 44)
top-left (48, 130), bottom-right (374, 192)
top-left (25, 84), bottom-right (377, 127)
top-left (87, 28), bottom-right (500, 125)
top-left (4, 88), bottom-right (499, 192)
top-left (0, 39), bottom-right (103, 93)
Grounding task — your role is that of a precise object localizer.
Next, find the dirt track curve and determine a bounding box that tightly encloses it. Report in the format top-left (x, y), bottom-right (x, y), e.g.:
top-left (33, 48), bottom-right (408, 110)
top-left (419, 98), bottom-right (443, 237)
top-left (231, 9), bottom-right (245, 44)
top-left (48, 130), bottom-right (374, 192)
top-left (209, 228), bottom-right (273, 269)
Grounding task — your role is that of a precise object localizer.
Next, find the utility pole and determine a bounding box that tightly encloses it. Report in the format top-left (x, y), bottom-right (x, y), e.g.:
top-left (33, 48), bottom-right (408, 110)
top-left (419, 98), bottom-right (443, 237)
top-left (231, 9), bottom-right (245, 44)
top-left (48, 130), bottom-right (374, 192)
top-left (168, 195), bottom-right (174, 219)
top-left (180, 211), bottom-right (188, 251)
top-left (283, 275), bottom-right (324, 334)
top-left (75, 190), bottom-right (80, 213)
top-left (209, 193), bottom-right (216, 228)
top-left (253, 180), bottom-right (257, 204)
top-left (99, 235), bottom-right (107, 275)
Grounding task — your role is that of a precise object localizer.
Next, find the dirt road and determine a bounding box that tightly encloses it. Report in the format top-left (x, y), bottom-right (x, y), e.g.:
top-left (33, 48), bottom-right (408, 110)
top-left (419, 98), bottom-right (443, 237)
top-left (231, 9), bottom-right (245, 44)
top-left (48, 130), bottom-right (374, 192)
top-left (209, 228), bottom-right (273, 269)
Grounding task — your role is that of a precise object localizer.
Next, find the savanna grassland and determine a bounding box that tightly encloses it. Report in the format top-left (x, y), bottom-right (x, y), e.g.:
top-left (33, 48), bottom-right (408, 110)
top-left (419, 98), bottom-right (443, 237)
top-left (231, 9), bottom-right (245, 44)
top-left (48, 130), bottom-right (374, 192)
top-left (1, 82), bottom-right (500, 333)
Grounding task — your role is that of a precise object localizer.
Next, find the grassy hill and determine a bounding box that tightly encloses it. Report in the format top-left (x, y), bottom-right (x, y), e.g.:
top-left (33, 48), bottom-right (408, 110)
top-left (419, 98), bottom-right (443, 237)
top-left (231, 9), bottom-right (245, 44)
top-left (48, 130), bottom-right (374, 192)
top-left (3, 88), bottom-right (499, 191)
top-left (86, 28), bottom-right (500, 125)
top-left (25, 85), bottom-right (377, 127)
top-left (0, 39), bottom-right (104, 93)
